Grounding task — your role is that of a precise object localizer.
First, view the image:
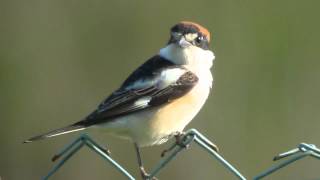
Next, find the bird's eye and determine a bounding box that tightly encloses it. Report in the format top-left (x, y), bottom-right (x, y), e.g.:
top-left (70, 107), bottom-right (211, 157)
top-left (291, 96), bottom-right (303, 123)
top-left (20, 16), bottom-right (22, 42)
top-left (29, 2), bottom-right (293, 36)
top-left (195, 36), bottom-right (204, 44)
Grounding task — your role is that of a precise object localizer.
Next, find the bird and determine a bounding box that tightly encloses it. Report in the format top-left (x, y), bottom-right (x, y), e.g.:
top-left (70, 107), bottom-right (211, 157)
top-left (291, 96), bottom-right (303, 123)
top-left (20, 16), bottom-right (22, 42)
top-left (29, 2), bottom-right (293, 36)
top-left (24, 21), bottom-right (216, 179)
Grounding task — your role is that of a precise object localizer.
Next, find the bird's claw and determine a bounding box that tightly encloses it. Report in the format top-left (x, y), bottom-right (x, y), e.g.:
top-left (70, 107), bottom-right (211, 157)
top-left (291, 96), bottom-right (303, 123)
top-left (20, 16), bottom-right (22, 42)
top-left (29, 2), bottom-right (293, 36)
top-left (174, 131), bottom-right (190, 149)
top-left (161, 132), bottom-right (189, 157)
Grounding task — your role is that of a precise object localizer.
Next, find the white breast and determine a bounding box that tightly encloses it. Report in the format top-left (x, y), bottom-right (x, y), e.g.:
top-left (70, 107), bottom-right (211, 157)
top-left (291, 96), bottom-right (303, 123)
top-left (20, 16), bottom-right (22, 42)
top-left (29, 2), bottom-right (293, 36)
top-left (129, 45), bottom-right (214, 146)
top-left (102, 81), bottom-right (211, 147)
top-left (146, 81), bottom-right (211, 146)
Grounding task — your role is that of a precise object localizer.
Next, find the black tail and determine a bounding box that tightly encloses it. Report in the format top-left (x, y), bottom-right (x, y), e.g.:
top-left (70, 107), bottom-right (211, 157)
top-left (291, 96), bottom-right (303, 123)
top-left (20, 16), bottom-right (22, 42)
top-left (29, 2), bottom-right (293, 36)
top-left (23, 124), bottom-right (86, 143)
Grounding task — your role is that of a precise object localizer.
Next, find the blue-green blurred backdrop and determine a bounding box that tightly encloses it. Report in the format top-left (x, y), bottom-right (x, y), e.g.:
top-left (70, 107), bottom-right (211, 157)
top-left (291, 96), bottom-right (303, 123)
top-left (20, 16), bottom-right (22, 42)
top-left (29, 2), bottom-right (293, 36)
top-left (1, 0), bottom-right (320, 179)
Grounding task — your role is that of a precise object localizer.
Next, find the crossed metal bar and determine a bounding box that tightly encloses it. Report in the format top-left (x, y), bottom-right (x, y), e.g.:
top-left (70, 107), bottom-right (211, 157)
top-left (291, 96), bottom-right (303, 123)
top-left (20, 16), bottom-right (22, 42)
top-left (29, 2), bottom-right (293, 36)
top-left (148, 129), bottom-right (246, 179)
top-left (43, 134), bottom-right (135, 180)
top-left (254, 143), bottom-right (320, 180)
top-left (42, 130), bottom-right (320, 180)
top-left (43, 129), bottom-right (246, 180)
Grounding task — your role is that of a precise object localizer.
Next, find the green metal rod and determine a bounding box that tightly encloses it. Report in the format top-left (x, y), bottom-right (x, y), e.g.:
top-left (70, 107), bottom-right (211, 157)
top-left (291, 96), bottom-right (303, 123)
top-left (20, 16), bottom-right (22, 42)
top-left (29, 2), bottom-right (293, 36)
top-left (43, 131), bottom-right (320, 180)
top-left (43, 142), bottom-right (84, 180)
top-left (253, 152), bottom-right (310, 180)
top-left (43, 134), bottom-right (135, 180)
top-left (148, 129), bottom-right (246, 180)
top-left (148, 135), bottom-right (195, 178)
top-left (300, 143), bottom-right (320, 154)
top-left (310, 152), bottom-right (320, 159)
top-left (81, 134), bottom-right (111, 155)
top-left (51, 136), bottom-right (83, 161)
top-left (254, 143), bottom-right (320, 180)
top-left (193, 136), bottom-right (246, 180)
top-left (85, 140), bottom-right (135, 180)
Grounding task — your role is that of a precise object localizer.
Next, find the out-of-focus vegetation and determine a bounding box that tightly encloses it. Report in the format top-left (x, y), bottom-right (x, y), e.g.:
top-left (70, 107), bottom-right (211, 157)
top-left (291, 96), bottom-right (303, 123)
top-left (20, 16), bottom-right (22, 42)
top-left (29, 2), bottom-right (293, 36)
top-left (1, 0), bottom-right (320, 179)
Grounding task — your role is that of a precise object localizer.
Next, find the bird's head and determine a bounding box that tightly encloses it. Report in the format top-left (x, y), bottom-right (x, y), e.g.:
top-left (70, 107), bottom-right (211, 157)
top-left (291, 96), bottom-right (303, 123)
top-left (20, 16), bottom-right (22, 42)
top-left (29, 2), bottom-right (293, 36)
top-left (168, 21), bottom-right (211, 50)
top-left (160, 21), bottom-right (214, 70)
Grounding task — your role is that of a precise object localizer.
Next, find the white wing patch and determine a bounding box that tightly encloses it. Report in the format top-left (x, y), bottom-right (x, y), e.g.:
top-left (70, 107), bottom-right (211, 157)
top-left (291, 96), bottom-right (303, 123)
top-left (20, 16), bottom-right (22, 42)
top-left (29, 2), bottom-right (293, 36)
top-left (134, 96), bottom-right (152, 107)
top-left (157, 68), bottom-right (186, 88)
top-left (159, 44), bottom-right (214, 88)
top-left (125, 68), bottom-right (186, 91)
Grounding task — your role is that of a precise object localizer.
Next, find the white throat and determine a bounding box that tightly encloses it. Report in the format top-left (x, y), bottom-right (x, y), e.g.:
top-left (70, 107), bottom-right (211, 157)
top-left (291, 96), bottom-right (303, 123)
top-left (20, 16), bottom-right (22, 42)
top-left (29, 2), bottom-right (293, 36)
top-left (159, 44), bottom-right (214, 71)
top-left (159, 44), bottom-right (215, 87)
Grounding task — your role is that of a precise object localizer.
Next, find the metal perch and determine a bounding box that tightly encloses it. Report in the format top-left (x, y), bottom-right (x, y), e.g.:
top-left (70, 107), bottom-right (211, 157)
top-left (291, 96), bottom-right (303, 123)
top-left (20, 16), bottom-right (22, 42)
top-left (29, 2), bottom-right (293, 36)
top-left (147, 129), bottom-right (246, 180)
top-left (43, 134), bottom-right (135, 180)
top-left (43, 129), bottom-right (246, 180)
top-left (253, 143), bottom-right (320, 180)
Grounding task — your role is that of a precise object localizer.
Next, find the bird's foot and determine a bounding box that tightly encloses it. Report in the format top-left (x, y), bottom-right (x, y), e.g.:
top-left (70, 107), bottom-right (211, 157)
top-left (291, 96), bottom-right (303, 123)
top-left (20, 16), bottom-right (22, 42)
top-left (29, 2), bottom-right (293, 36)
top-left (161, 132), bottom-right (189, 157)
top-left (139, 167), bottom-right (158, 180)
top-left (173, 131), bottom-right (189, 149)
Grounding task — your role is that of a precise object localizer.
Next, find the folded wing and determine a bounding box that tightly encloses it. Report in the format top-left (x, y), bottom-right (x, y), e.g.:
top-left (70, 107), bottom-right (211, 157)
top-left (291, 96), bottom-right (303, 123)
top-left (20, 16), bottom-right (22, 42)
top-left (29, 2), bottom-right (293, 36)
top-left (24, 55), bottom-right (198, 142)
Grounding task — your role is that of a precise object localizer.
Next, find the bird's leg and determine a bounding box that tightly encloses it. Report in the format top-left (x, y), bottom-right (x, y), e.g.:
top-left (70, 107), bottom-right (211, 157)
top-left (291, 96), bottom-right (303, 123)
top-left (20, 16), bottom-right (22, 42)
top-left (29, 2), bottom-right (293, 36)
top-left (134, 143), bottom-right (157, 180)
top-left (173, 131), bottom-right (189, 148)
top-left (161, 131), bottom-right (189, 157)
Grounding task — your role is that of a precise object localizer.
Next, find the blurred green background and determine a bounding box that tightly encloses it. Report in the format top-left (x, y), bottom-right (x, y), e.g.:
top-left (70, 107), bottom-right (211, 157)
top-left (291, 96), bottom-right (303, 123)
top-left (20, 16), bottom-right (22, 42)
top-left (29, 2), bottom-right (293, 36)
top-left (1, 0), bottom-right (320, 179)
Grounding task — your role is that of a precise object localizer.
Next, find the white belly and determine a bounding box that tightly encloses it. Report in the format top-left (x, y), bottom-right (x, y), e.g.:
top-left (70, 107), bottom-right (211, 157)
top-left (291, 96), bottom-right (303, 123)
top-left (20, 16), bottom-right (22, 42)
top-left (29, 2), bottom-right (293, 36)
top-left (98, 80), bottom-right (211, 147)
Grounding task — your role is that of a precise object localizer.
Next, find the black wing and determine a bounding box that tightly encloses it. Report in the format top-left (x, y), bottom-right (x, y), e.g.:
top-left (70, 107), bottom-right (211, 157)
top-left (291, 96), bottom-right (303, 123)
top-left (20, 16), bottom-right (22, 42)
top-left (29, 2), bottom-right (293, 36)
top-left (74, 56), bottom-right (198, 127)
top-left (23, 56), bottom-right (199, 143)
